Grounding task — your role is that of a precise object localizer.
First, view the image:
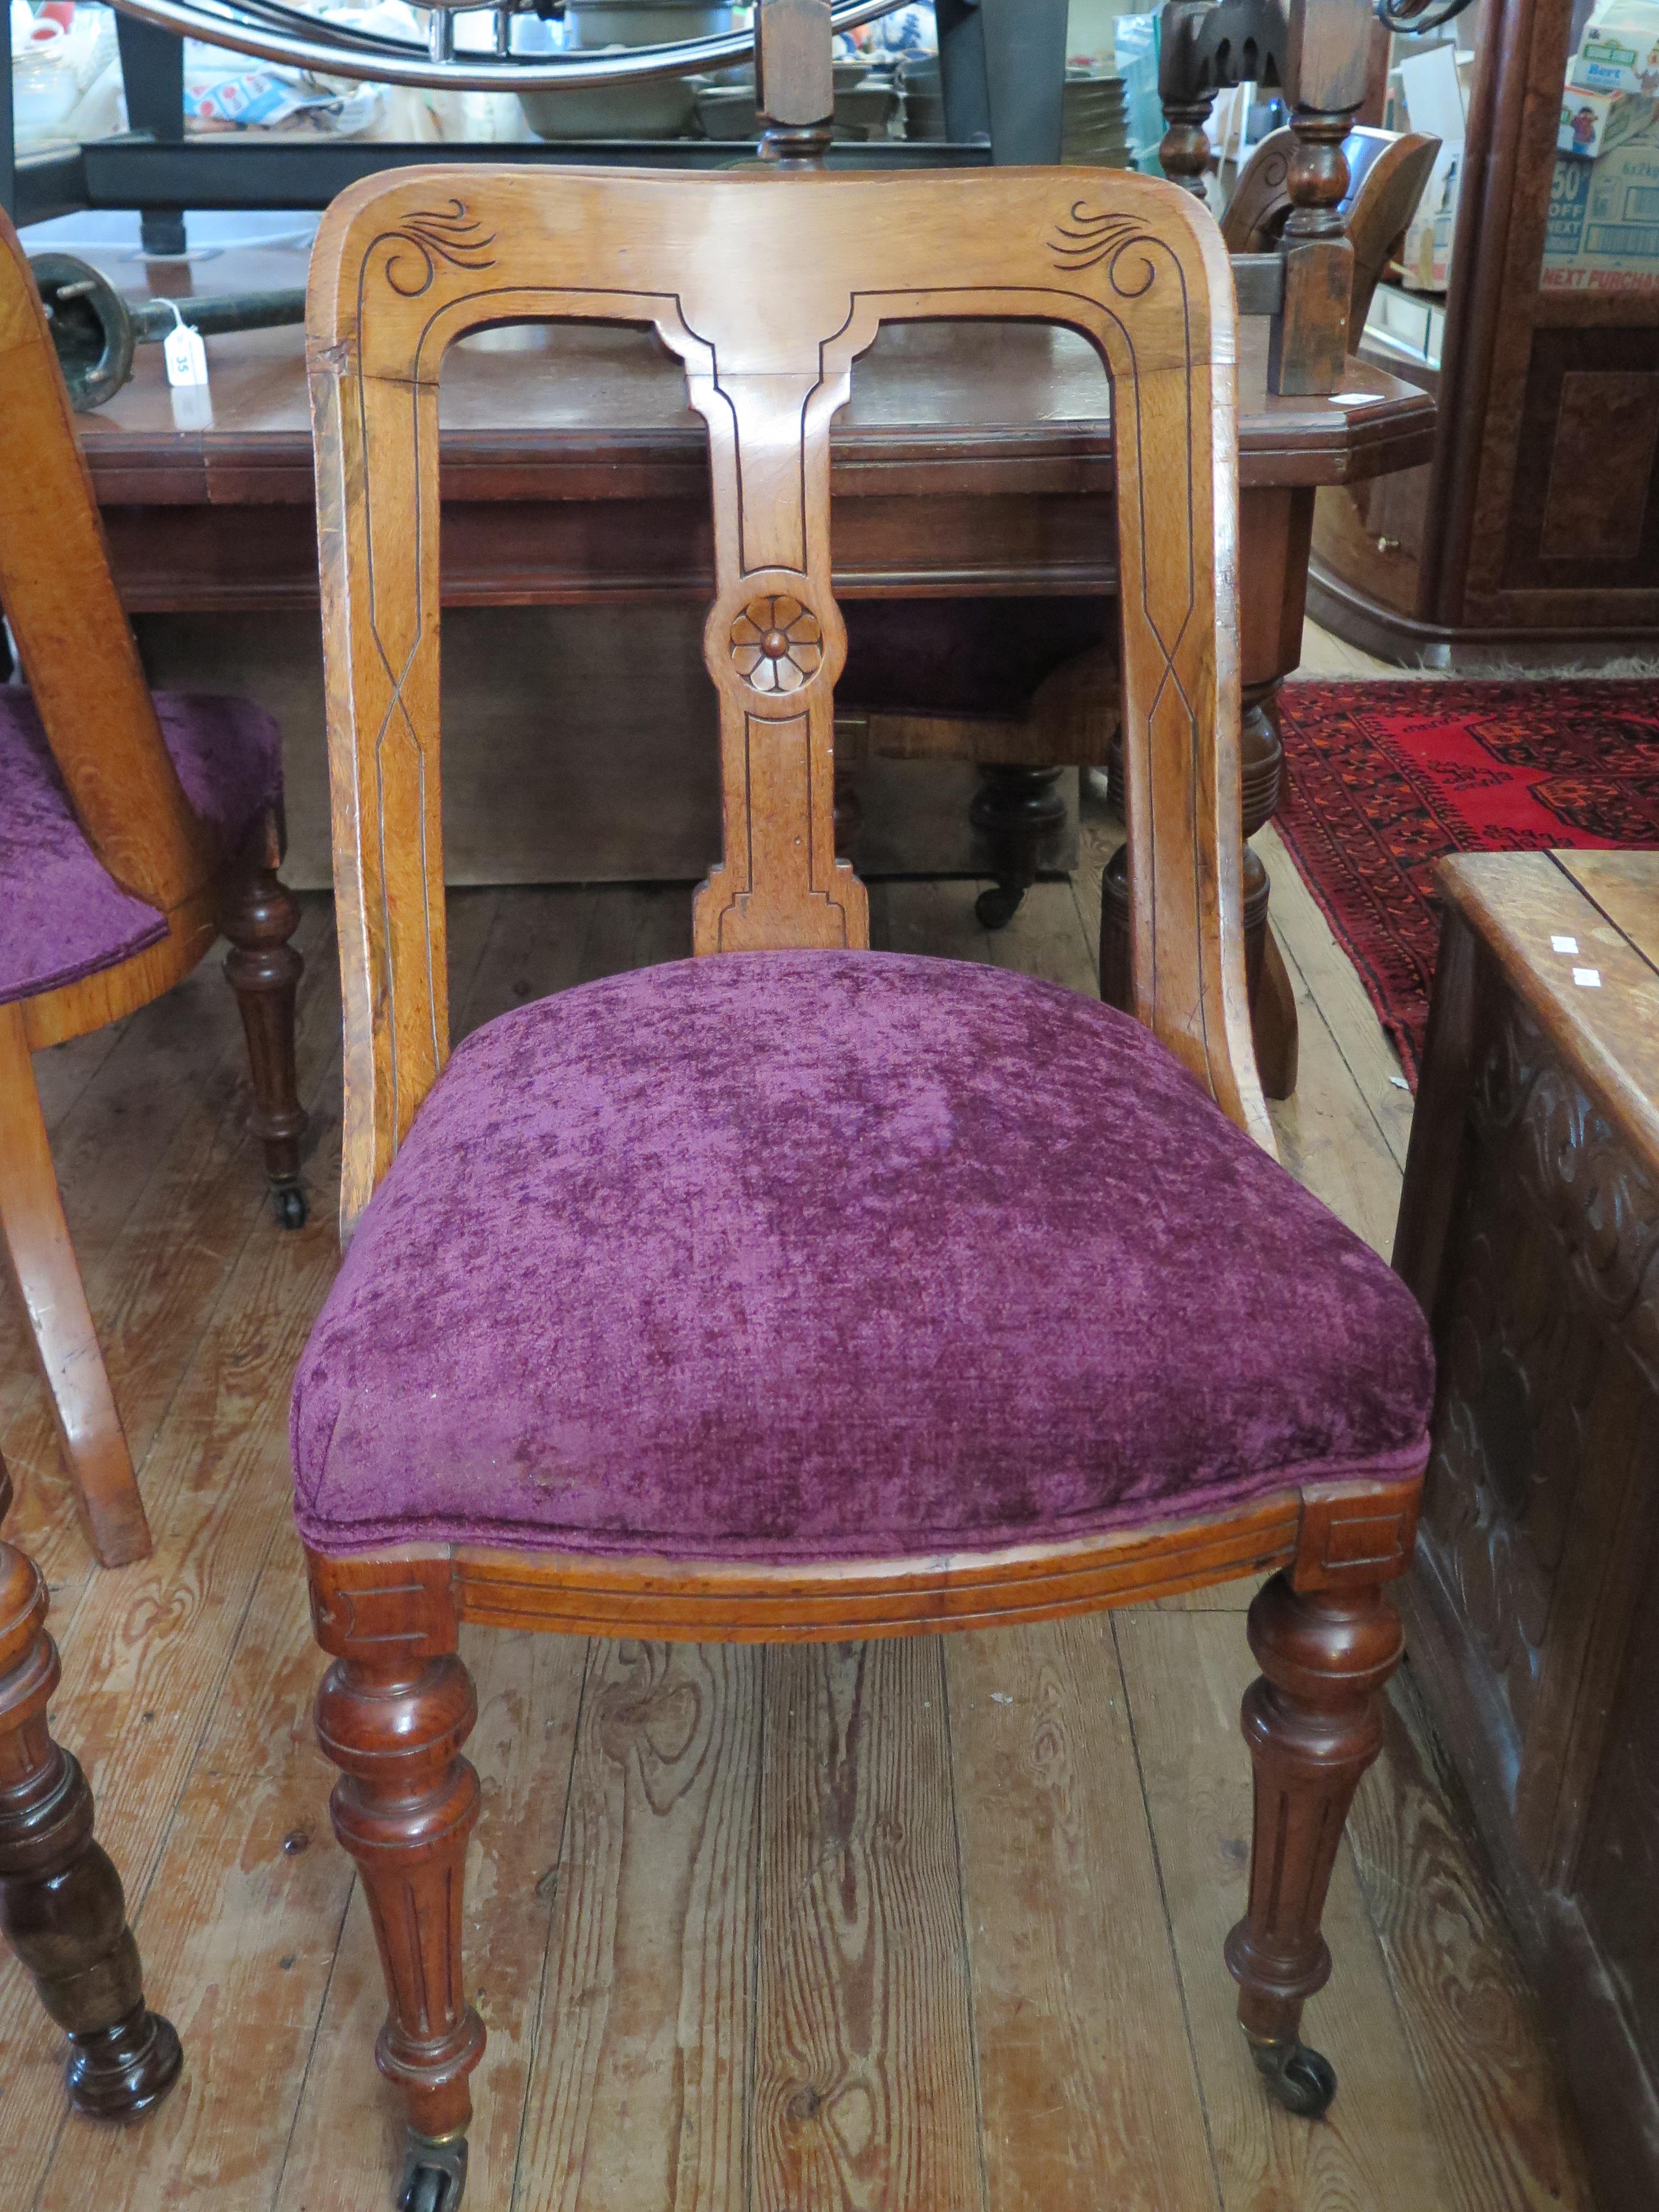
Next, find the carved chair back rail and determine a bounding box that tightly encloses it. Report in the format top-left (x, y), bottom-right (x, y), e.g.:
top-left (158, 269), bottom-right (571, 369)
top-left (300, 162), bottom-right (1432, 2212)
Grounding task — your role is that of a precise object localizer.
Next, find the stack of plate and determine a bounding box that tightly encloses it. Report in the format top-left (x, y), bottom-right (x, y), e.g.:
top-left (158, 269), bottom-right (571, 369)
top-left (903, 62), bottom-right (1133, 158)
top-left (693, 60), bottom-right (901, 142)
top-left (1062, 71), bottom-right (1132, 167)
top-left (900, 55), bottom-right (944, 140)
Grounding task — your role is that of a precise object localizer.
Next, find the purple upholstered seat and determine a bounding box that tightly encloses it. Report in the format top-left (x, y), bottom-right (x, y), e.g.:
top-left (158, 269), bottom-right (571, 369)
top-left (0, 688), bottom-right (283, 1005)
top-left (291, 953), bottom-right (1433, 1563)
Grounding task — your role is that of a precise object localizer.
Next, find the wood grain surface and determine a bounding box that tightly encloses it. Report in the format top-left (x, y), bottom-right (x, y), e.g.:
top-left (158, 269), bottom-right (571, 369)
top-left (946, 1616), bottom-right (1218, 2211)
top-left (752, 1639), bottom-right (982, 2212)
top-left (514, 1637), bottom-right (761, 2212)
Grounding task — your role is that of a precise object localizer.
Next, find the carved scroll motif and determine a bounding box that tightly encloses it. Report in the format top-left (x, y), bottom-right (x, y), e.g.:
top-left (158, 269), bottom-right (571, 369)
top-left (376, 200), bottom-right (498, 298)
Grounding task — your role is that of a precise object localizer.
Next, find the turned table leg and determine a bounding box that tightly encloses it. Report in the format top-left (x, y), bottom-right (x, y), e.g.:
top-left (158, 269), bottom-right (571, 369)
top-left (1102, 486), bottom-right (1312, 1091)
top-left (0, 1483), bottom-right (181, 2118)
top-left (970, 764), bottom-right (1067, 930)
top-left (1100, 708), bottom-right (1280, 1088)
top-left (1241, 681), bottom-right (1298, 1100)
top-left (222, 823), bottom-right (309, 1233)
top-left (1225, 1571), bottom-right (1402, 2114)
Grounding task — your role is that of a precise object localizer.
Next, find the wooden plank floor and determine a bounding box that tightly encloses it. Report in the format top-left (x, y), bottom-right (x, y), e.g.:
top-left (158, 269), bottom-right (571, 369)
top-left (2, 743), bottom-right (1598, 2212)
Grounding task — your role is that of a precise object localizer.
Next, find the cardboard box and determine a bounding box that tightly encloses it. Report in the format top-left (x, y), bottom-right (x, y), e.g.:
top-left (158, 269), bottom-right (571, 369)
top-left (1396, 43), bottom-right (1465, 291)
top-left (1566, 3), bottom-right (1659, 95)
top-left (1559, 84), bottom-right (1659, 156)
top-left (1543, 120), bottom-right (1659, 289)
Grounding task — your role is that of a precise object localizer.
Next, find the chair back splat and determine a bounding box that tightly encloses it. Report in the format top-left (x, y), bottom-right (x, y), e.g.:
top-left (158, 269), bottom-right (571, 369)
top-left (307, 165), bottom-right (1270, 1231)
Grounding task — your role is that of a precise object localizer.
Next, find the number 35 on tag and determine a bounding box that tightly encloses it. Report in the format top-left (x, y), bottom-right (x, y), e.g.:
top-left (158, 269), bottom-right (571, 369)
top-left (164, 320), bottom-right (213, 427)
top-left (164, 321), bottom-right (208, 387)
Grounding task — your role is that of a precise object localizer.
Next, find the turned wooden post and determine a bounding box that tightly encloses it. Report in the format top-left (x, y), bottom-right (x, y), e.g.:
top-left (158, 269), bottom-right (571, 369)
top-left (1159, 0), bottom-right (1222, 199)
top-left (222, 829), bottom-right (308, 1230)
top-left (756, 0), bottom-right (834, 168)
top-left (312, 1557), bottom-right (483, 2212)
top-left (1224, 1571), bottom-right (1403, 2111)
top-left (1270, 0), bottom-right (1371, 395)
top-left (0, 1465), bottom-right (181, 2120)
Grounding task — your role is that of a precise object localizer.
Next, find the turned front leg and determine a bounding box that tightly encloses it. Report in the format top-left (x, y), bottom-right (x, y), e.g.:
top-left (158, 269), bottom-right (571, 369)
top-left (315, 1647), bottom-right (484, 2212)
top-left (0, 1528), bottom-right (181, 2117)
top-left (1224, 1572), bottom-right (1402, 2115)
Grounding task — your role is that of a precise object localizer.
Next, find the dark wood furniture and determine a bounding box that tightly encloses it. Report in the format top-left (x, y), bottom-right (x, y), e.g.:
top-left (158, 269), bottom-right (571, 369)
top-left (75, 300), bottom-right (1434, 609)
top-left (0, 1453), bottom-right (181, 2120)
top-left (0, 207), bottom-right (306, 1570)
top-left (1223, 123), bottom-right (1441, 340)
top-left (299, 147), bottom-right (1429, 2212)
top-left (1312, 0), bottom-right (1659, 664)
top-left (1395, 848), bottom-right (1659, 2212)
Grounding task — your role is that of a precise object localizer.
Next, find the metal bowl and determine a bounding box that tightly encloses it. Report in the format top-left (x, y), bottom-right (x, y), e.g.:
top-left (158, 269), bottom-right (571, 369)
top-left (564, 1), bottom-right (735, 44)
top-left (519, 59), bottom-right (703, 139)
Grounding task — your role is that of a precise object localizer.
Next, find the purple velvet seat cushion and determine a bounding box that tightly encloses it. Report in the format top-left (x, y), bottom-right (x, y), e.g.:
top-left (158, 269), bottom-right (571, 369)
top-left (292, 953), bottom-right (1432, 1563)
top-left (0, 688), bottom-right (283, 1005)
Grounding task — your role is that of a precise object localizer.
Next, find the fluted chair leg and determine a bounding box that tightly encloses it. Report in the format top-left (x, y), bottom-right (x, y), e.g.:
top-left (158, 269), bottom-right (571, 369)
top-left (316, 1646), bottom-right (485, 2212)
top-left (1224, 1571), bottom-right (1403, 2116)
top-left (222, 827), bottom-right (308, 1231)
top-left (0, 1521), bottom-right (181, 2117)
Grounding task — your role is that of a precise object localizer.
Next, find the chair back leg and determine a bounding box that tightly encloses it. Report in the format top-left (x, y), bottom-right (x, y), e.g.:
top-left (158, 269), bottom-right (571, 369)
top-left (0, 1521), bottom-right (182, 2114)
top-left (0, 1002), bottom-right (149, 1567)
top-left (1224, 1571), bottom-right (1404, 2114)
top-left (221, 823), bottom-right (309, 1230)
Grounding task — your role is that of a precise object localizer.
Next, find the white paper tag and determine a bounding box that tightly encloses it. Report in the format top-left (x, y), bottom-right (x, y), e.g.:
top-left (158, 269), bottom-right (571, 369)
top-left (163, 321), bottom-right (208, 388)
top-left (1573, 967), bottom-right (1602, 988)
top-left (169, 382), bottom-right (214, 429)
top-left (1551, 935), bottom-right (1579, 954)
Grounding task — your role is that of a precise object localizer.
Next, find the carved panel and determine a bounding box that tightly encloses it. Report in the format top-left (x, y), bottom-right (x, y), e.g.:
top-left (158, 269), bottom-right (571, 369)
top-left (1577, 1568), bottom-right (1659, 2074)
top-left (1423, 998), bottom-right (1659, 1765)
top-left (1540, 371), bottom-right (1659, 562)
top-left (1503, 331), bottom-right (1659, 592)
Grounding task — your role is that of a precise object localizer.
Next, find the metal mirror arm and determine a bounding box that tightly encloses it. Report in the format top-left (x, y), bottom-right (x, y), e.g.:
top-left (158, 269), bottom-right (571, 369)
top-left (99, 0), bottom-right (911, 91)
top-left (1373, 0), bottom-right (1479, 28)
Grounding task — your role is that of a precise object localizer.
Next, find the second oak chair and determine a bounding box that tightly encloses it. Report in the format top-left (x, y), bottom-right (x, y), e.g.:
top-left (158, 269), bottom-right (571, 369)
top-left (0, 207), bottom-right (307, 1569)
top-left (294, 163), bottom-right (1433, 2212)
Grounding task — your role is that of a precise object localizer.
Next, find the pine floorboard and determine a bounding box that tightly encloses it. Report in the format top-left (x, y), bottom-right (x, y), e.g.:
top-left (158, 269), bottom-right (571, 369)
top-left (1, 798), bottom-right (1598, 2212)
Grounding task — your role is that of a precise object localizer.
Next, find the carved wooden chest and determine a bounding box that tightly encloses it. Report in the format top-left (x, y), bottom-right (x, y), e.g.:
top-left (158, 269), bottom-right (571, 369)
top-left (1395, 849), bottom-right (1659, 2212)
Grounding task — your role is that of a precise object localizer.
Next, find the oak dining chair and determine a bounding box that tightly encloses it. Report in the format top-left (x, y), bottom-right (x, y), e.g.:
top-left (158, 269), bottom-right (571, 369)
top-left (295, 162), bottom-right (1433, 2212)
top-left (0, 205), bottom-right (307, 1571)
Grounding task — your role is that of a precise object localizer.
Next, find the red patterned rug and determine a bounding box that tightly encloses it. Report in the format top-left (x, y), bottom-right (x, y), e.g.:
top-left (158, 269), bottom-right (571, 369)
top-left (1273, 680), bottom-right (1659, 1083)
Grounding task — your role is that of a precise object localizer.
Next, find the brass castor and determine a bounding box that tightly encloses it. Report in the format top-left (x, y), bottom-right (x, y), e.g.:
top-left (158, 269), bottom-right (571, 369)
top-left (1250, 2036), bottom-right (1337, 2118)
top-left (397, 2129), bottom-right (468, 2212)
top-left (272, 1183), bottom-right (307, 1231)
